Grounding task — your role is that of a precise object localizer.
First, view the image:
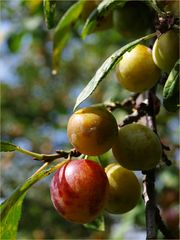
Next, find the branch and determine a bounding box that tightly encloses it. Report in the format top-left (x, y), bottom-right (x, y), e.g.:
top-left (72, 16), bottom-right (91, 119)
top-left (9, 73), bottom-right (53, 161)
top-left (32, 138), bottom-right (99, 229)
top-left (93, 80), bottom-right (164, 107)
top-left (143, 170), bottom-right (158, 239)
top-left (119, 102), bottom-right (149, 127)
top-left (141, 88), bottom-right (174, 239)
top-left (161, 150), bottom-right (172, 166)
top-left (34, 148), bottom-right (81, 162)
top-left (142, 88), bottom-right (158, 239)
top-left (105, 93), bottom-right (139, 112)
top-left (155, 207), bottom-right (175, 239)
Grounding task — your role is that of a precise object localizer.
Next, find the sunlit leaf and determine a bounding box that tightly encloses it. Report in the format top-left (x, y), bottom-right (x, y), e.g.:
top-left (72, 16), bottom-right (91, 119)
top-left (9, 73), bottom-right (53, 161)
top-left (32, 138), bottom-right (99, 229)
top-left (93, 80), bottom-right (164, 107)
top-left (43, 0), bottom-right (57, 29)
top-left (0, 141), bottom-right (18, 152)
top-left (163, 59), bottom-right (179, 112)
top-left (0, 162), bottom-right (65, 240)
top-left (0, 194), bottom-right (26, 240)
top-left (52, 0), bottom-right (85, 75)
top-left (82, 0), bottom-right (126, 38)
top-left (84, 214), bottom-right (105, 231)
top-left (0, 161), bottom-right (65, 222)
top-left (74, 33), bottom-right (156, 110)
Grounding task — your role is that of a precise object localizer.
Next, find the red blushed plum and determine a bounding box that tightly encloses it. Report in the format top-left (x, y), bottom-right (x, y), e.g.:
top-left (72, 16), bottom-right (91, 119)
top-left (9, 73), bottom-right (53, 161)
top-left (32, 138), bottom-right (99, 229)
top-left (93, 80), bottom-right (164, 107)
top-left (67, 106), bottom-right (118, 156)
top-left (50, 159), bottom-right (109, 224)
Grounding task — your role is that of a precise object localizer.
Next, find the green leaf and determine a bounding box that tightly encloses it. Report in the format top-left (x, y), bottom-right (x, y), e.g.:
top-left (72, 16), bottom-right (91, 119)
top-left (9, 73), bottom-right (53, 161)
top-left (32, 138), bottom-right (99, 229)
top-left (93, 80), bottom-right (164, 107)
top-left (82, 0), bottom-right (127, 38)
top-left (43, 0), bottom-right (57, 29)
top-left (0, 194), bottom-right (26, 240)
top-left (84, 214), bottom-right (105, 231)
top-left (163, 59), bottom-right (179, 112)
top-left (0, 141), bottom-right (18, 152)
top-left (0, 161), bottom-right (66, 222)
top-left (0, 161), bottom-right (65, 239)
top-left (74, 32), bottom-right (156, 110)
top-left (52, 0), bottom-right (85, 75)
top-left (0, 141), bottom-right (43, 159)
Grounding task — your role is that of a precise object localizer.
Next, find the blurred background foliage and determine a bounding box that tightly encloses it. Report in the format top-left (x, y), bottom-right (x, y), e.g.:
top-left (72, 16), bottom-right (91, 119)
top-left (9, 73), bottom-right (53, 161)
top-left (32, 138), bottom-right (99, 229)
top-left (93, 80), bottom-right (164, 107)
top-left (0, 0), bottom-right (179, 239)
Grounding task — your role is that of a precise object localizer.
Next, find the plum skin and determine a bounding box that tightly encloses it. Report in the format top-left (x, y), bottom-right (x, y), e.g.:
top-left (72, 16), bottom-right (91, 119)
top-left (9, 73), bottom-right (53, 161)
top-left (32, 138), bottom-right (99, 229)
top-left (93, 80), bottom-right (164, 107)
top-left (116, 44), bottom-right (161, 93)
top-left (152, 30), bottom-right (179, 73)
top-left (105, 163), bottom-right (141, 214)
top-left (50, 159), bottom-right (109, 224)
top-left (112, 123), bottom-right (162, 171)
top-left (67, 106), bottom-right (118, 156)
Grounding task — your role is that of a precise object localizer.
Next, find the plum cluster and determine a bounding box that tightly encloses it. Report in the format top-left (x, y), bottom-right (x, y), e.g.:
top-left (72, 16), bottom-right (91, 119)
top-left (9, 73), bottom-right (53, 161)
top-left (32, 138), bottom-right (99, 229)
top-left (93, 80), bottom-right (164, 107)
top-left (50, 105), bottom-right (162, 223)
top-left (50, 0), bottom-right (179, 225)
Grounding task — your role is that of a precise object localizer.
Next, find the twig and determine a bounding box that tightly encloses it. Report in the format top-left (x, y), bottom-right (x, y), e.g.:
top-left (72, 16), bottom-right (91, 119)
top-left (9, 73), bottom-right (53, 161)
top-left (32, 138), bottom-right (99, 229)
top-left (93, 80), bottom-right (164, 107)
top-left (162, 150), bottom-right (172, 166)
top-left (119, 102), bottom-right (149, 127)
top-left (105, 93), bottom-right (139, 112)
top-left (147, 88), bottom-right (158, 133)
top-left (33, 148), bottom-right (81, 162)
top-left (161, 143), bottom-right (170, 151)
top-left (155, 207), bottom-right (175, 239)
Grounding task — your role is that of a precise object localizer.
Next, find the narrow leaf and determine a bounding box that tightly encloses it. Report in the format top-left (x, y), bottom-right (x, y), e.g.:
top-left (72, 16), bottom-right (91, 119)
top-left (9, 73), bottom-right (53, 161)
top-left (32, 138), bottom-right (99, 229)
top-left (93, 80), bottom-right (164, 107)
top-left (0, 161), bottom-right (66, 222)
top-left (0, 141), bottom-right (18, 152)
top-left (43, 0), bottom-right (57, 29)
top-left (52, 0), bottom-right (85, 75)
top-left (163, 59), bottom-right (179, 112)
top-left (82, 0), bottom-right (127, 38)
top-left (74, 32), bottom-right (156, 110)
top-left (0, 194), bottom-right (26, 240)
top-left (0, 141), bottom-right (43, 159)
top-left (84, 214), bottom-right (105, 231)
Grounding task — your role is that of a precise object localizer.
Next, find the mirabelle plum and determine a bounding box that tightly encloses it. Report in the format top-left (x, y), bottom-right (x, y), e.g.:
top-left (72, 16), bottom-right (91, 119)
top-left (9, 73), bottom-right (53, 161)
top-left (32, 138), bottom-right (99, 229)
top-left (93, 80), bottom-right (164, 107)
top-left (152, 30), bottom-right (179, 73)
top-left (67, 106), bottom-right (118, 156)
top-left (116, 44), bottom-right (161, 93)
top-left (50, 159), bottom-right (109, 224)
top-left (112, 123), bottom-right (162, 171)
top-left (105, 163), bottom-right (141, 214)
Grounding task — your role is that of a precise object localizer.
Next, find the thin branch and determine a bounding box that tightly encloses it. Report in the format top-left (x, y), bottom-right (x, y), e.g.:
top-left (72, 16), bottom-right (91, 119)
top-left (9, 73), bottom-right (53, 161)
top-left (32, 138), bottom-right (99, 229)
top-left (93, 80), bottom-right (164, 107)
top-left (161, 150), bottom-right (172, 166)
top-left (105, 93), bottom-right (139, 112)
top-left (155, 207), bottom-right (175, 239)
top-left (33, 148), bottom-right (81, 162)
top-left (147, 88), bottom-right (158, 133)
top-left (119, 102), bottom-right (149, 127)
